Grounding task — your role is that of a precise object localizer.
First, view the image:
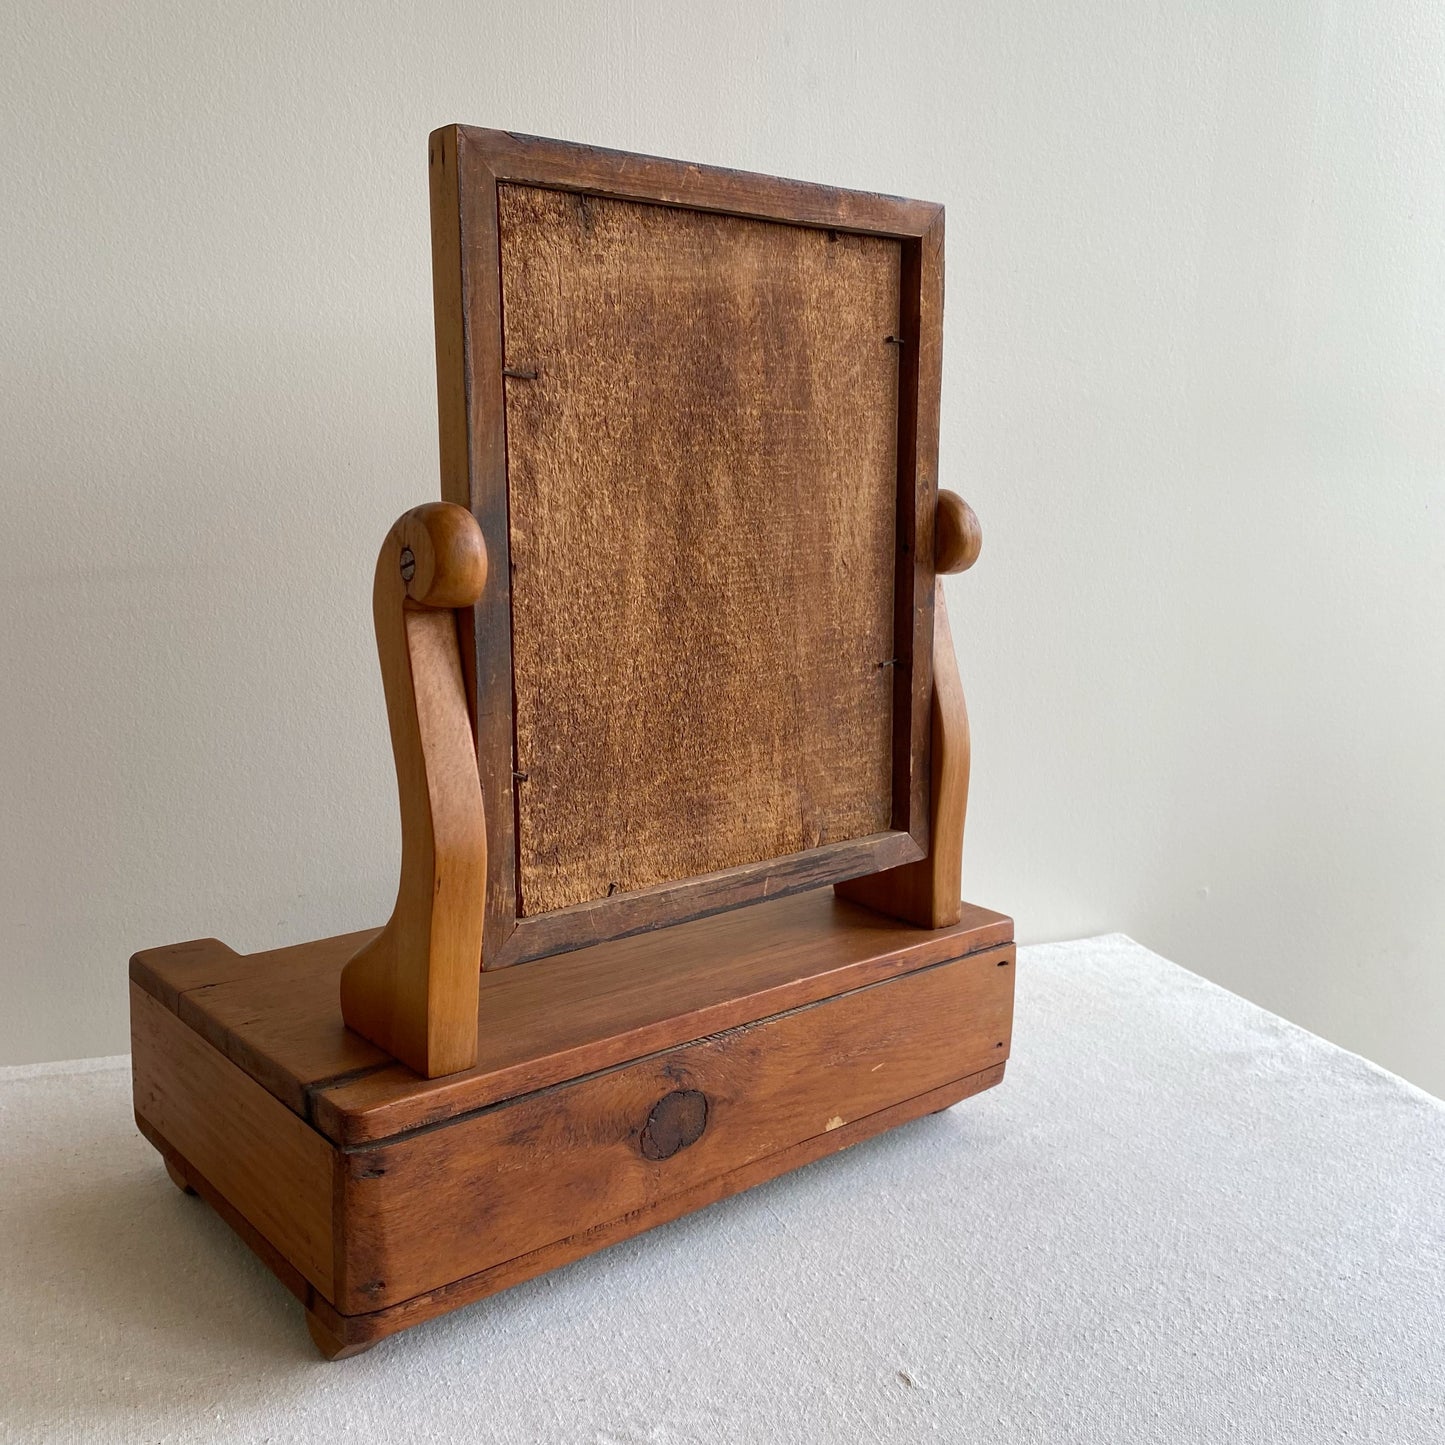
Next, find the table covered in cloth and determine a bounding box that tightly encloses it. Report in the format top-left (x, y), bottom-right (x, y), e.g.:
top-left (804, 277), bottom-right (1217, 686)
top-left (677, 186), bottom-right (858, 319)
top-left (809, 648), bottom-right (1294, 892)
top-left (1, 933), bottom-right (1441, 1442)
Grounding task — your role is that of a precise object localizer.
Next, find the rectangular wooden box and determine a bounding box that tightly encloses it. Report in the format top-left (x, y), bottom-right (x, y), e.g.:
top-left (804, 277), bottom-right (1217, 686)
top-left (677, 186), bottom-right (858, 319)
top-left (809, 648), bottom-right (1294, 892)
top-left (131, 890), bottom-right (1013, 1356)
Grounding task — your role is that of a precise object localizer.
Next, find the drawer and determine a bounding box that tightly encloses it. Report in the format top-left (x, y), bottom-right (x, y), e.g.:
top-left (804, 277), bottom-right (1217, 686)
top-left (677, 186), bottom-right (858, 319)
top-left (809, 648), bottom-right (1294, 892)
top-left (335, 944), bottom-right (1013, 1311)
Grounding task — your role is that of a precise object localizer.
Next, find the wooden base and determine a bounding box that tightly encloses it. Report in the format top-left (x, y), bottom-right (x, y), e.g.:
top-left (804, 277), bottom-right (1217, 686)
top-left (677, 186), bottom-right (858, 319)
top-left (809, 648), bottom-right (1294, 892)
top-left (131, 889), bottom-right (1013, 1357)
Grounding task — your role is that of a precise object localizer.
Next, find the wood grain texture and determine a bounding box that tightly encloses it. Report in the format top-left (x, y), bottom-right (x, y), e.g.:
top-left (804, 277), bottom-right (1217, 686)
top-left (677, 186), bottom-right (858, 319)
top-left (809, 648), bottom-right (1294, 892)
top-left (333, 947), bottom-right (1013, 1312)
top-left (837, 582), bottom-right (970, 927)
top-left (145, 889), bottom-right (1007, 1144)
top-left (162, 1154), bottom-right (195, 1194)
top-left (134, 929), bottom-right (386, 1118)
top-left (499, 827), bottom-right (925, 968)
top-left (129, 130), bottom-right (997, 1363)
top-left (136, 1044), bottom-right (1005, 1358)
top-left (879, 208), bottom-right (943, 868)
top-left (130, 937), bottom-right (247, 1012)
top-left (175, 930), bottom-right (386, 1115)
top-left (130, 985), bottom-right (336, 1296)
top-left (137, 1124), bottom-right (369, 1357)
top-left (498, 183), bottom-right (901, 917)
top-left (340, 503), bottom-right (489, 1077)
top-left (316, 915), bottom-right (1011, 1147)
top-left (454, 127), bottom-right (944, 236)
top-left (136, 1118), bottom-right (317, 1307)
top-left (935, 489), bottom-right (983, 574)
top-left (309, 1063), bottom-right (1003, 1355)
top-left (431, 126), bottom-right (946, 962)
top-left (430, 129), bottom-right (518, 964)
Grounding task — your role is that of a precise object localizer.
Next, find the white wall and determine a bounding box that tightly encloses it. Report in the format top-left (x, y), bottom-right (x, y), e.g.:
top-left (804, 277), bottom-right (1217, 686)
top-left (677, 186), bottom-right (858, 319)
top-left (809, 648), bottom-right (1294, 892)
top-left (3, 2), bottom-right (1443, 1094)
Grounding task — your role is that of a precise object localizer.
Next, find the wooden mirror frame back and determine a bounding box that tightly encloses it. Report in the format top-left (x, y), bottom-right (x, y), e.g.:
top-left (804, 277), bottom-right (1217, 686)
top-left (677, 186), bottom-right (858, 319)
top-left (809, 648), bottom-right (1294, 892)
top-left (429, 127), bottom-right (947, 970)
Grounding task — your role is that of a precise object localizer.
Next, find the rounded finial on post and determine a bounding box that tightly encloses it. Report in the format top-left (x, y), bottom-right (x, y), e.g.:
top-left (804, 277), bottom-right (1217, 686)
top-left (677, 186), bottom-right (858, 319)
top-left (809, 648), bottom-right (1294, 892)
top-left (935, 491), bottom-right (982, 574)
top-left (342, 498), bottom-right (489, 1079)
top-left (393, 502), bottom-right (488, 609)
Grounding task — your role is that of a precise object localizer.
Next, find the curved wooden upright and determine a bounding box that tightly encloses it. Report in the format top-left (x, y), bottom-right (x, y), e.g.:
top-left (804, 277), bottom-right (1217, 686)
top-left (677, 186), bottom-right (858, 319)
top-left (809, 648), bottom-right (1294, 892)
top-left (836, 490), bottom-right (982, 928)
top-left (340, 503), bottom-right (488, 1078)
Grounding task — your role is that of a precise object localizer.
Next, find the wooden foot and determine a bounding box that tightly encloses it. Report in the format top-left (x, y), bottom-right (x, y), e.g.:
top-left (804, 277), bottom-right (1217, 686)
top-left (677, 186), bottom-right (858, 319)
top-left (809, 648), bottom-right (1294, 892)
top-left (306, 1309), bottom-right (376, 1361)
top-left (163, 1156), bottom-right (196, 1195)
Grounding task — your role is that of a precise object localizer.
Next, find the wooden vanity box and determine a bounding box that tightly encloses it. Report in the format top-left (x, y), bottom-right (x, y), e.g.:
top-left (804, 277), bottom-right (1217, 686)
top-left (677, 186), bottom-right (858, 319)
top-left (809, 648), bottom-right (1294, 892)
top-left (130, 127), bottom-right (1015, 1358)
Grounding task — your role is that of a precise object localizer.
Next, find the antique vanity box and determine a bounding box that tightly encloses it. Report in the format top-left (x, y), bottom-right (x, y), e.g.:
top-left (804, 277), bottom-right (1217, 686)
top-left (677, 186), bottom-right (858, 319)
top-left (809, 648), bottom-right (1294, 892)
top-left (130, 126), bottom-right (1014, 1357)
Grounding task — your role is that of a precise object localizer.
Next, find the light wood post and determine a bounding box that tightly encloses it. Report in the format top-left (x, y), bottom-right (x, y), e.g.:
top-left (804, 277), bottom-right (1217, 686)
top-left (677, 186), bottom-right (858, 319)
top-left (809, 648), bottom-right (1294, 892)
top-left (340, 503), bottom-right (488, 1077)
top-left (836, 490), bottom-right (981, 928)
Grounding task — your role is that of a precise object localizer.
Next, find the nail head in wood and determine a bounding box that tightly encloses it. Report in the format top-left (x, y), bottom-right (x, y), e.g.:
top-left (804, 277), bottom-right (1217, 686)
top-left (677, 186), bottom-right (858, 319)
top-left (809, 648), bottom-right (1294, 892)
top-left (935, 491), bottom-right (982, 574)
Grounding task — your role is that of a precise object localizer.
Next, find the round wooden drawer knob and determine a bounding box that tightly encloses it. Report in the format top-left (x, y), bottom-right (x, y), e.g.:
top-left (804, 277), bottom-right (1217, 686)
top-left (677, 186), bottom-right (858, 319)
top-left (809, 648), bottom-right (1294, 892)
top-left (640, 1089), bottom-right (709, 1160)
top-left (935, 491), bottom-right (982, 574)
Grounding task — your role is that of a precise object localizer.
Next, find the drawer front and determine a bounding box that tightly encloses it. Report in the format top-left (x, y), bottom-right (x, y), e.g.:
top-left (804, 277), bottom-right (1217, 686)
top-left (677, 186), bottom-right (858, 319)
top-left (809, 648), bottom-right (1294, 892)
top-left (337, 945), bottom-right (1013, 1311)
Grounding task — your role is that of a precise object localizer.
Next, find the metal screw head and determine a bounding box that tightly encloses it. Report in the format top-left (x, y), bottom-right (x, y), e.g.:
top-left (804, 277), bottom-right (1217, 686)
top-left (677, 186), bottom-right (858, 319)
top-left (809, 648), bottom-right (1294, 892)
top-left (399, 546), bottom-right (416, 583)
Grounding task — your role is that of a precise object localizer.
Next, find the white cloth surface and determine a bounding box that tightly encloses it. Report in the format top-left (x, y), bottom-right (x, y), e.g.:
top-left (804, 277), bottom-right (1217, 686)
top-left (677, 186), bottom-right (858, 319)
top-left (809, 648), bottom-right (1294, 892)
top-left (2, 933), bottom-right (1442, 1443)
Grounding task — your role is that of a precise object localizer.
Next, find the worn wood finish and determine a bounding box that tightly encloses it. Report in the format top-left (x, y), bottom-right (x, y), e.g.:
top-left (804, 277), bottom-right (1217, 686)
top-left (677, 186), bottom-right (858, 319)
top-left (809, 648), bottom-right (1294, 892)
top-left (892, 206), bottom-right (944, 866)
top-left (315, 1064), bottom-right (1004, 1356)
top-left (837, 583), bottom-right (970, 928)
top-left (340, 503), bottom-right (489, 1077)
top-left (430, 125), bottom-right (946, 963)
top-left (500, 182), bottom-right (900, 917)
top-left (132, 897), bottom-right (1013, 1356)
top-left (137, 1117), bottom-right (319, 1307)
top-left (132, 909), bottom-right (1012, 1358)
top-left (334, 945), bottom-right (1011, 1312)
top-left (149, 1062), bottom-right (1001, 1359)
top-left (318, 910), bottom-right (1010, 1147)
top-left (132, 889), bottom-right (1010, 1144)
top-left (130, 936), bottom-right (248, 1012)
top-left (499, 829), bottom-right (925, 968)
top-left (130, 931), bottom-right (384, 1119)
top-left (172, 931), bottom-right (385, 1116)
top-left (138, 1122), bottom-right (367, 1361)
top-left (130, 985), bottom-right (336, 1296)
top-left (430, 128), bottom-right (516, 961)
top-left (130, 131), bottom-right (1008, 1361)
top-left (935, 489), bottom-right (983, 575)
top-left (452, 128), bottom-right (944, 235)
top-left (162, 1155), bottom-right (195, 1194)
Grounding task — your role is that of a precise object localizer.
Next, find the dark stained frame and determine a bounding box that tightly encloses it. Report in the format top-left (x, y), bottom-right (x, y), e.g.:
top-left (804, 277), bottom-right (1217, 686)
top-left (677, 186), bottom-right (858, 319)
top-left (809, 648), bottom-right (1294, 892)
top-left (429, 126), bottom-right (944, 968)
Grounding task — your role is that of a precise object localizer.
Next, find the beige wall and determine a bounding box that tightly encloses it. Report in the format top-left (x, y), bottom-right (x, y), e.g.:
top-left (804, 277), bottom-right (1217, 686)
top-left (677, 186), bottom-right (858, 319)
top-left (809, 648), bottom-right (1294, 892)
top-left (4, 2), bottom-right (1443, 1094)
